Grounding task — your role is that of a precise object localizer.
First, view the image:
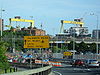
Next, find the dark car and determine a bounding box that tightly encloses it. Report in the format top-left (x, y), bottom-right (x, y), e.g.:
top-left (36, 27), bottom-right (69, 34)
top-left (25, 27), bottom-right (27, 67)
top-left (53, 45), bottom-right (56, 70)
top-left (72, 59), bottom-right (84, 67)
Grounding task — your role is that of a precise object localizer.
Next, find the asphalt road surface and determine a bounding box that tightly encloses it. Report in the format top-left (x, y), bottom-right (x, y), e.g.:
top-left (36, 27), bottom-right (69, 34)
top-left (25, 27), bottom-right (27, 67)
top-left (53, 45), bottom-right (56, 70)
top-left (52, 64), bottom-right (100, 75)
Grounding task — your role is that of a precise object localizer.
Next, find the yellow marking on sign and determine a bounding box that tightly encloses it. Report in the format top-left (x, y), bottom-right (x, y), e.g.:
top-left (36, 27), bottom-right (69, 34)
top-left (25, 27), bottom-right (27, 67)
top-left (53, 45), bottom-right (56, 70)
top-left (63, 52), bottom-right (72, 56)
top-left (24, 36), bottom-right (49, 48)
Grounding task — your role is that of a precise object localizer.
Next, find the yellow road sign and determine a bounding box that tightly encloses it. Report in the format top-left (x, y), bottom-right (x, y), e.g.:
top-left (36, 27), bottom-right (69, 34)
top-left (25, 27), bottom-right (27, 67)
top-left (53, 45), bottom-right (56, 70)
top-left (63, 52), bottom-right (72, 56)
top-left (24, 36), bottom-right (49, 48)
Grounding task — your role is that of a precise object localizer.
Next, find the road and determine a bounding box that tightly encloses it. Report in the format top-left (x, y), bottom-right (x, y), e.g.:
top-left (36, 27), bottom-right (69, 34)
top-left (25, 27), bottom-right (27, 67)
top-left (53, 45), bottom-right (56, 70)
top-left (52, 64), bottom-right (100, 75)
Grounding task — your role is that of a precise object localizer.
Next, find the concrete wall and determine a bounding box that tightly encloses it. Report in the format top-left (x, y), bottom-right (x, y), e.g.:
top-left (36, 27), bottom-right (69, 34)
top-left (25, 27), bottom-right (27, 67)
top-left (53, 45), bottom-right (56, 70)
top-left (1, 65), bottom-right (52, 75)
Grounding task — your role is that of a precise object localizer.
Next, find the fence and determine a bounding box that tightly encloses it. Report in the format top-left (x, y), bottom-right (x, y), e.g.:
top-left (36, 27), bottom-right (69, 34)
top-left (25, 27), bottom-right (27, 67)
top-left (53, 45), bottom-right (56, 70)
top-left (73, 54), bottom-right (100, 61)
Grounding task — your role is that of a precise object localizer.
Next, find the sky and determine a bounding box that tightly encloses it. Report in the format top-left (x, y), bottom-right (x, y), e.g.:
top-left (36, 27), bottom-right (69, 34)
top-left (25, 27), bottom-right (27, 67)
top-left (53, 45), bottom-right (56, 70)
top-left (0, 0), bottom-right (100, 35)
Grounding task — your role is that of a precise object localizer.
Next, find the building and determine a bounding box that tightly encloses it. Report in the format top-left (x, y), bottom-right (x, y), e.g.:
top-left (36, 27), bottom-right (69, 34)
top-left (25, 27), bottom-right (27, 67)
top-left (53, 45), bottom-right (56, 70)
top-left (0, 19), bottom-right (4, 31)
top-left (92, 30), bottom-right (100, 39)
top-left (8, 26), bottom-right (46, 36)
top-left (21, 27), bottom-right (46, 36)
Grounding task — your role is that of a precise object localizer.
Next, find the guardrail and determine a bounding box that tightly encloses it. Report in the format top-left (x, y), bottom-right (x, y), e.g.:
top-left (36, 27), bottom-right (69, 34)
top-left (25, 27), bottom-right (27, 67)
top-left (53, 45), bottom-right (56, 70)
top-left (73, 54), bottom-right (100, 61)
top-left (1, 65), bottom-right (52, 75)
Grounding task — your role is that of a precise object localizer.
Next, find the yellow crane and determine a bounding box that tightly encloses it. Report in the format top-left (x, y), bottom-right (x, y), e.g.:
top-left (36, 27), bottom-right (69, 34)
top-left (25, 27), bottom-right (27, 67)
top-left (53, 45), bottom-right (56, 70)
top-left (9, 18), bottom-right (34, 27)
top-left (5, 18), bottom-right (35, 29)
top-left (60, 20), bottom-right (84, 33)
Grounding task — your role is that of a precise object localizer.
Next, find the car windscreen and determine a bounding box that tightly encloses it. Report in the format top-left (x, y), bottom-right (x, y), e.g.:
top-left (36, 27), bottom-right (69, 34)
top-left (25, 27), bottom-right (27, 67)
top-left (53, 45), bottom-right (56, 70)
top-left (89, 60), bottom-right (98, 63)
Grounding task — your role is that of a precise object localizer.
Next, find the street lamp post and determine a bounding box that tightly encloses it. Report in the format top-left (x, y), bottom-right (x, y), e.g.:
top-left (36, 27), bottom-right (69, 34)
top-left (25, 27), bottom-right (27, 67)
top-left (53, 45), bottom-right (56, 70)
top-left (29, 16), bottom-right (33, 68)
top-left (30, 16), bottom-right (33, 36)
top-left (0, 9), bottom-right (5, 40)
top-left (96, 15), bottom-right (99, 54)
top-left (90, 13), bottom-right (99, 54)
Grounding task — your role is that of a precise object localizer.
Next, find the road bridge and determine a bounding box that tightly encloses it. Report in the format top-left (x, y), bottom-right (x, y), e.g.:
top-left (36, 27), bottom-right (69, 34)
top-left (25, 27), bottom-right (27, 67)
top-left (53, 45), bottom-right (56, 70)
top-left (3, 37), bottom-right (100, 44)
top-left (50, 38), bottom-right (100, 44)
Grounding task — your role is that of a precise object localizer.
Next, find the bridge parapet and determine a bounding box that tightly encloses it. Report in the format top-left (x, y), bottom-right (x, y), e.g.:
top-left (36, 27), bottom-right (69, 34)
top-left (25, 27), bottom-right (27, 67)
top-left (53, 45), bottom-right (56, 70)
top-left (1, 65), bottom-right (52, 75)
top-left (50, 38), bottom-right (100, 44)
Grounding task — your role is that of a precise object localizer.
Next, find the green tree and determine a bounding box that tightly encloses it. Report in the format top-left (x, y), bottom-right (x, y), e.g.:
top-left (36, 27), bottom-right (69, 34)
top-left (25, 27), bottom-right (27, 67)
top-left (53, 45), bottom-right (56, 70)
top-left (15, 40), bottom-right (24, 51)
top-left (78, 41), bottom-right (88, 52)
top-left (52, 46), bottom-right (61, 53)
top-left (60, 44), bottom-right (68, 52)
top-left (68, 41), bottom-right (77, 50)
top-left (68, 41), bottom-right (73, 50)
top-left (61, 44), bottom-right (68, 50)
top-left (0, 42), bottom-right (10, 69)
top-left (2, 29), bottom-right (29, 52)
top-left (89, 43), bottom-right (96, 53)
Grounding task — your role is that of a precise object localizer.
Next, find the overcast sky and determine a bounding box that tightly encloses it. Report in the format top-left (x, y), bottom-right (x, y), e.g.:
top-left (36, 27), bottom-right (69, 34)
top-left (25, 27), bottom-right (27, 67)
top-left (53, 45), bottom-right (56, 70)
top-left (0, 0), bottom-right (100, 35)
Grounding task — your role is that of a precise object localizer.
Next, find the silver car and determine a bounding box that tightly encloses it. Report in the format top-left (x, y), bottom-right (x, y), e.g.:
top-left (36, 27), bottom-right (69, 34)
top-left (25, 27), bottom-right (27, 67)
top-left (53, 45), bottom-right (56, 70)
top-left (85, 59), bottom-right (99, 68)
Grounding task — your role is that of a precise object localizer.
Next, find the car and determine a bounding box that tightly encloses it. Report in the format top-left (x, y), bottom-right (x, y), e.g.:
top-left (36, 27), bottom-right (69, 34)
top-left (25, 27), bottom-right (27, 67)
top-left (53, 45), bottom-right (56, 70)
top-left (70, 59), bottom-right (76, 65)
top-left (72, 59), bottom-right (84, 67)
top-left (8, 58), bottom-right (13, 63)
top-left (84, 59), bottom-right (99, 68)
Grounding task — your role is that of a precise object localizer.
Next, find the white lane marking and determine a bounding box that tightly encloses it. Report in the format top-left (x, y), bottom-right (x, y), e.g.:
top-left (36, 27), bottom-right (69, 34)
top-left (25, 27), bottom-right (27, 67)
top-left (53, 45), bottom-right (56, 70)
top-left (53, 71), bottom-right (62, 75)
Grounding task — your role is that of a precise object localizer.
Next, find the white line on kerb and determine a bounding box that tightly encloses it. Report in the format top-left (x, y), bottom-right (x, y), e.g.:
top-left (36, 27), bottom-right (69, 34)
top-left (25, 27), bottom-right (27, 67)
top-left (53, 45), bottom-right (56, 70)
top-left (53, 71), bottom-right (62, 75)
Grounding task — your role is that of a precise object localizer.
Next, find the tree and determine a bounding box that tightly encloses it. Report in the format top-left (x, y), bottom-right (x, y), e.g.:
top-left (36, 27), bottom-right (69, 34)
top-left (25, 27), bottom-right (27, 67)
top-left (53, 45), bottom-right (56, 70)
top-left (52, 46), bottom-right (61, 53)
top-left (15, 40), bottom-right (24, 51)
top-left (61, 44), bottom-right (68, 50)
top-left (2, 29), bottom-right (29, 52)
top-left (89, 43), bottom-right (96, 53)
top-left (0, 42), bottom-right (10, 69)
top-left (78, 41), bottom-right (88, 53)
top-left (68, 41), bottom-right (77, 50)
top-left (60, 44), bottom-right (68, 52)
top-left (68, 41), bottom-right (73, 50)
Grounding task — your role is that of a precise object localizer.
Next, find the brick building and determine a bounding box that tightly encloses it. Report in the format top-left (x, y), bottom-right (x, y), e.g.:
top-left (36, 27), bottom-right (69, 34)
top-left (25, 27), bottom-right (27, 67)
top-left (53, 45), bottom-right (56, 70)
top-left (9, 26), bottom-right (46, 36)
top-left (21, 27), bottom-right (46, 36)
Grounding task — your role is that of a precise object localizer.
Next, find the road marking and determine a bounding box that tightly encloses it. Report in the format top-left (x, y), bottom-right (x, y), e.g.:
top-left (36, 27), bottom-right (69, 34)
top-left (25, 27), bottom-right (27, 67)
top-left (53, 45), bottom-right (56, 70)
top-left (53, 71), bottom-right (62, 75)
top-left (73, 68), bottom-right (90, 71)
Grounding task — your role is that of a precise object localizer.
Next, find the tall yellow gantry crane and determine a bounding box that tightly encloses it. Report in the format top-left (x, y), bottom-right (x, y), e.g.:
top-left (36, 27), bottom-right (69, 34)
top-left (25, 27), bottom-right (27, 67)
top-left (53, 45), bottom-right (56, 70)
top-left (60, 20), bottom-right (84, 33)
top-left (5, 18), bottom-right (35, 28)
